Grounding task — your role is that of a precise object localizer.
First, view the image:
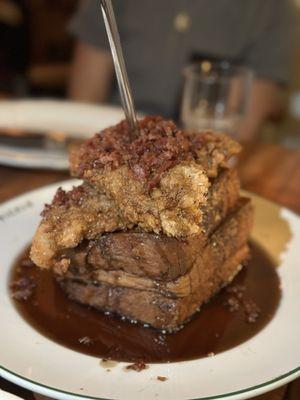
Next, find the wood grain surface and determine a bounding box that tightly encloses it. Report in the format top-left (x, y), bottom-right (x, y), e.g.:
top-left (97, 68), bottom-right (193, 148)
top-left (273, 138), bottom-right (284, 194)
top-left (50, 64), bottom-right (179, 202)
top-left (0, 142), bottom-right (299, 400)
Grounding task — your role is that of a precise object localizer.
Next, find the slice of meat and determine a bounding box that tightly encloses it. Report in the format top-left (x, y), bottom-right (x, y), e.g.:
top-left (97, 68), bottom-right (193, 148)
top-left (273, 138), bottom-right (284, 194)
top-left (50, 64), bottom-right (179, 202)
top-left (58, 198), bottom-right (253, 330)
top-left (58, 169), bottom-right (240, 281)
top-left (59, 246), bottom-right (248, 331)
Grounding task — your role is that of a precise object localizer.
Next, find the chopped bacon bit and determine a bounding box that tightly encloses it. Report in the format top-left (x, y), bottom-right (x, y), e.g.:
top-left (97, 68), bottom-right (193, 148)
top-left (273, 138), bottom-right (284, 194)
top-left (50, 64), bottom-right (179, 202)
top-left (73, 116), bottom-right (213, 189)
top-left (42, 185), bottom-right (88, 218)
top-left (126, 361), bottom-right (148, 372)
top-left (157, 376), bottom-right (168, 381)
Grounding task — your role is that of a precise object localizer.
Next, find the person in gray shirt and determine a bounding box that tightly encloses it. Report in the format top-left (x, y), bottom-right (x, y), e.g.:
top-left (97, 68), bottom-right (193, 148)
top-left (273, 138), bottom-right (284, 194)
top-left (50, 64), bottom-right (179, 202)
top-left (68, 0), bottom-right (293, 141)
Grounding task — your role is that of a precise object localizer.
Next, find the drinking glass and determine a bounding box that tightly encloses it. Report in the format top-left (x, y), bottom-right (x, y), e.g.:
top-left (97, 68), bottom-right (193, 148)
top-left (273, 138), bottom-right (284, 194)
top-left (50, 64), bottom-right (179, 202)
top-left (181, 61), bottom-right (253, 138)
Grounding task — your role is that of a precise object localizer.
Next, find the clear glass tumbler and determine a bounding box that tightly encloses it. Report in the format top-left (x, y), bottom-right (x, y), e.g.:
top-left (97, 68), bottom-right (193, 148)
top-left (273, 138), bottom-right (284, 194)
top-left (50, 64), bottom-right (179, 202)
top-left (181, 61), bottom-right (253, 138)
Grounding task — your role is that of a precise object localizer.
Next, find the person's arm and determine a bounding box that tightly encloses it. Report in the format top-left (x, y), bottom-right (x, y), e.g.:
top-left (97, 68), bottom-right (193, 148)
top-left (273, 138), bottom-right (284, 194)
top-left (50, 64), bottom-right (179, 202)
top-left (68, 40), bottom-right (114, 103)
top-left (238, 79), bottom-right (285, 142)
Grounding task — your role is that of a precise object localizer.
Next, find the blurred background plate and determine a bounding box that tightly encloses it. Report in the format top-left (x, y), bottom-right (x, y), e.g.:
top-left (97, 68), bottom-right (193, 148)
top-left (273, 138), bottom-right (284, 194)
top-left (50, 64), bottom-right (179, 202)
top-left (0, 99), bottom-right (125, 170)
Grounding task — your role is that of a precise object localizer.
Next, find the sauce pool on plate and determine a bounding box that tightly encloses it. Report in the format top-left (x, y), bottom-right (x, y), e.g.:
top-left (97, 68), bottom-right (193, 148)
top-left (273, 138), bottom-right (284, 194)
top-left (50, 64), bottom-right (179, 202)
top-left (9, 242), bottom-right (281, 363)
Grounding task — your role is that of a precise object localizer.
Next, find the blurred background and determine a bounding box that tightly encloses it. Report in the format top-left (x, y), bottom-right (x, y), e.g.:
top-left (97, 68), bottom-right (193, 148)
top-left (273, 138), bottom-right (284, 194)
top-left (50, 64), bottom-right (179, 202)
top-left (0, 0), bottom-right (300, 152)
top-left (0, 0), bottom-right (75, 98)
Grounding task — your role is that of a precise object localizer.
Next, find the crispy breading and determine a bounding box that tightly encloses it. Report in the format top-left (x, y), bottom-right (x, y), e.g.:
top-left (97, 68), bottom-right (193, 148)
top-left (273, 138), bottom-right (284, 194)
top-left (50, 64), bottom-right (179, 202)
top-left (192, 131), bottom-right (241, 177)
top-left (68, 118), bottom-right (240, 237)
top-left (30, 184), bottom-right (128, 270)
top-left (70, 117), bottom-right (241, 183)
top-left (30, 162), bottom-right (209, 270)
top-left (31, 117), bottom-right (241, 271)
top-left (80, 161), bottom-right (209, 236)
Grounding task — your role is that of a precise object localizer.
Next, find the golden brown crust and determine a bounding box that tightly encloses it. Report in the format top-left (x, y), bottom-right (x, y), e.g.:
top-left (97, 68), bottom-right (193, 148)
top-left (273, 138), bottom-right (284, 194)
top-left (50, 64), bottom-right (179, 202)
top-left (30, 185), bottom-right (128, 270)
top-left (30, 167), bottom-right (240, 271)
top-left (31, 162), bottom-right (210, 269)
top-left (70, 117), bottom-right (241, 189)
top-left (52, 169), bottom-right (240, 279)
top-left (31, 117), bottom-right (242, 271)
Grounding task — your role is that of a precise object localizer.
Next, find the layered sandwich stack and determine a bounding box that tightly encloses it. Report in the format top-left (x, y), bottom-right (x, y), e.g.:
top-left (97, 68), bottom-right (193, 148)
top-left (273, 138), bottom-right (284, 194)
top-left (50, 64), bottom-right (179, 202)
top-left (31, 116), bottom-right (253, 331)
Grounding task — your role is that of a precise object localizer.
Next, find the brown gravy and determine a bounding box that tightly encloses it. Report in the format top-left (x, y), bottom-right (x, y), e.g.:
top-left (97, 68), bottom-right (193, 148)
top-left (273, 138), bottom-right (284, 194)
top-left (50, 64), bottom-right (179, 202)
top-left (9, 242), bottom-right (280, 363)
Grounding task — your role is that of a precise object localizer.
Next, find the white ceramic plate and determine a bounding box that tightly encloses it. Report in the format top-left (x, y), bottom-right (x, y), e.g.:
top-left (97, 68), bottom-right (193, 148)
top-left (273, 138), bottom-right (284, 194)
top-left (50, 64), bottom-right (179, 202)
top-left (0, 100), bottom-right (125, 170)
top-left (0, 182), bottom-right (299, 400)
top-left (0, 389), bottom-right (23, 400)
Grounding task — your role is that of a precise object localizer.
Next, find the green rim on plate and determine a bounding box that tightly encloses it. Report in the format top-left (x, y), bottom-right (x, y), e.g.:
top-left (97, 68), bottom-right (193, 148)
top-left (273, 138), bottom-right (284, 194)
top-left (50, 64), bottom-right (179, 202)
top-left (1, 364), bottom-right (299, 400)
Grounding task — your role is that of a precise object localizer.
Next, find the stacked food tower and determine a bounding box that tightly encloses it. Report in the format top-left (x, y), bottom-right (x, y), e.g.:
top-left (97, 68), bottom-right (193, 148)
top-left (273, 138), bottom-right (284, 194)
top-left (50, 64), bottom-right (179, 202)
top-left (31, 116), bottom-right (253, 331)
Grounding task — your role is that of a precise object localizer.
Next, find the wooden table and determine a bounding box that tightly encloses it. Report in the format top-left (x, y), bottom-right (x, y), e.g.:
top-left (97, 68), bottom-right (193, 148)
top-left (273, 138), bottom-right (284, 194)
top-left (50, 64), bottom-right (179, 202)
top-left (0, 142), bottom-right (299, 400)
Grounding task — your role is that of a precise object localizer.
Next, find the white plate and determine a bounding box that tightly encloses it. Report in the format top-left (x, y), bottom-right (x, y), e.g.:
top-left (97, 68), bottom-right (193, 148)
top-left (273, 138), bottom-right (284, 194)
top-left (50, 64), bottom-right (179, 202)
top-left (0, 100), bottom-right (125, 170)
top-left (0, 389), bottom-right (23, 400)
top-left (0, 182), bottom-right (299, 400)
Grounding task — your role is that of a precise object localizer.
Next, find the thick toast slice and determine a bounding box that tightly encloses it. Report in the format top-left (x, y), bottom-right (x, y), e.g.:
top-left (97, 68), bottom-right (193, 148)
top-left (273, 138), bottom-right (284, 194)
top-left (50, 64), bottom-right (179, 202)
top-left (58, 198), bottom-right (253, 330)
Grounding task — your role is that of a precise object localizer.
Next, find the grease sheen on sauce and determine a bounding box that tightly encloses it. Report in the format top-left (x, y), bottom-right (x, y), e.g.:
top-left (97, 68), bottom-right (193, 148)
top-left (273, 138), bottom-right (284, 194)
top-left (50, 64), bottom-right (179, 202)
top-left (10, 242), bottom-right (281, 363)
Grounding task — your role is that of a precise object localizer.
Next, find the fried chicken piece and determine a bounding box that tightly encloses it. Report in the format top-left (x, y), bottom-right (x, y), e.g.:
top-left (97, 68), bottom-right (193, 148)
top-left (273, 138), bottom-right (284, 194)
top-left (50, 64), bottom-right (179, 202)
top-left (31, 117), bottom-right (241, 270)
top-left (70, 117), bottom-right (240, 184)
top-left (76, 161), bottom-right (209, 236)
top-left (69, 116), bottom-right (240, 236)
top-left (31, 167), bottom-right (240, 272)
top-left (31, 163), bottom-right (209, 270)
top-left (30, 184), bottom-right (129, 271)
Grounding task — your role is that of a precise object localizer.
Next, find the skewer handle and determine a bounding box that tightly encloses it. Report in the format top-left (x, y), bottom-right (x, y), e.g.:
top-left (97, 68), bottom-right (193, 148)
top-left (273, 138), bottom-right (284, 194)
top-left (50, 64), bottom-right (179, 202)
top-left (100, 0), bottom-right (139, 136)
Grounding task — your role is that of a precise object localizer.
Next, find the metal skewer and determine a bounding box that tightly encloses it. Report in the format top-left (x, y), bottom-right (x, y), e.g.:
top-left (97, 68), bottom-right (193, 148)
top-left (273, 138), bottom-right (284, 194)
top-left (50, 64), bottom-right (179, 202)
top-left (100, 0), bottom-right (139, 138)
